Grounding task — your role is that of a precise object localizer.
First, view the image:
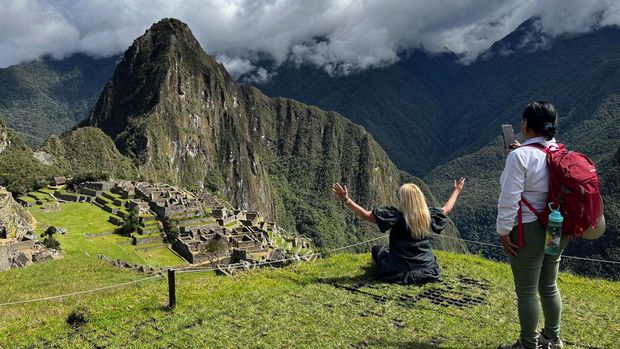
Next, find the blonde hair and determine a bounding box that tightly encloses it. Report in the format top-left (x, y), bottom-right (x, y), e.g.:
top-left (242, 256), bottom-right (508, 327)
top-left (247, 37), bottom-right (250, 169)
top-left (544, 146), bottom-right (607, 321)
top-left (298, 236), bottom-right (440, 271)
top-left (398, 183), bottom-right (431, 239)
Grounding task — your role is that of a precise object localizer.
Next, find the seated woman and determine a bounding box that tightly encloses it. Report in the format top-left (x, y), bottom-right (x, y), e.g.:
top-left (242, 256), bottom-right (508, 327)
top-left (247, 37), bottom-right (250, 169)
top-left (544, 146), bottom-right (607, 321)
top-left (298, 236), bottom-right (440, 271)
top-left (332, 178), bottom-right (465, 284)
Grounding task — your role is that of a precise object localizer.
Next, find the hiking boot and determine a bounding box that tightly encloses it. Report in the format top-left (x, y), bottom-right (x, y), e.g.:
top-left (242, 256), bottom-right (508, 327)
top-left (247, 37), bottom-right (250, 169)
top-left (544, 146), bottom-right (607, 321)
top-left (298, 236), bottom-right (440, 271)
top-left (498, 339), bottom-right (550, 349)
top-left (538, 331), bottom-right (564, 349)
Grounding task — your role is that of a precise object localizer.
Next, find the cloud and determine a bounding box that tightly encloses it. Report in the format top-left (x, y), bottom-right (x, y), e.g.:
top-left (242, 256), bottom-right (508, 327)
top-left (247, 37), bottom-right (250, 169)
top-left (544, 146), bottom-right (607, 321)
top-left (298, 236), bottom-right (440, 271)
top-left (1, 0), bottom-right (620, 77)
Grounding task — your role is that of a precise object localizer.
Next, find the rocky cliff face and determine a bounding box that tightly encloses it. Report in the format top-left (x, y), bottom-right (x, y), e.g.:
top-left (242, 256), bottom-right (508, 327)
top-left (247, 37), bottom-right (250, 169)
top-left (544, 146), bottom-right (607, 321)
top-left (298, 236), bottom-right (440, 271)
top-left (87, 19), bottom-right (464, 249)
top-left (0, 124), bottom-right (9, 156)
top-left (0, 118), bottom-right (15, 155)
top-left (0, 187), bottom-right (36, 239)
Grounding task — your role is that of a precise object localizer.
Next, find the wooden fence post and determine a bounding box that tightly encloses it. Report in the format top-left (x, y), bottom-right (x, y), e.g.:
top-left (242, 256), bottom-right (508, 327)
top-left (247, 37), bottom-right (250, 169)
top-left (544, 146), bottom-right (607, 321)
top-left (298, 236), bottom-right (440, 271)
top-left (168, 269), bottom-right (176, 309)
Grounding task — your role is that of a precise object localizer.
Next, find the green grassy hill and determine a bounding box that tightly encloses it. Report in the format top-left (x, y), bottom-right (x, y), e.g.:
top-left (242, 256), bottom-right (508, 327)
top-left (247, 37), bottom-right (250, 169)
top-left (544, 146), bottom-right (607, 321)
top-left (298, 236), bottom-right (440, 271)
top-left (1, 252), bottom-right (617, 348)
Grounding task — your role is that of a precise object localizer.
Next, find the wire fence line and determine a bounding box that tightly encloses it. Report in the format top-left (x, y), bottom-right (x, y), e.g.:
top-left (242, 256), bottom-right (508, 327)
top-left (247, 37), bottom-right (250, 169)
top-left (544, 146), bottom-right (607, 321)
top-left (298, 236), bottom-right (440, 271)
top-left (1, 231), bottom-right (618, 307)
top-left (430, 232), bottom-right (620, 265)
top-left (0, 274), bottom-right (164, 307)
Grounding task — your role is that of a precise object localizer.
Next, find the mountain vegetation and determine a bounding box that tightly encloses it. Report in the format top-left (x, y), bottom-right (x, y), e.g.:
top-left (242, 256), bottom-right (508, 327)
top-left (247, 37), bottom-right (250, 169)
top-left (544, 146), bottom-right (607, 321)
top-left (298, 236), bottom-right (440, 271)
top-left (0, 118), bottom-right (59, 195)
top-left (38, 127), bottom-right (138, 180)
top-left (0, 54), bottom-right (117, 147)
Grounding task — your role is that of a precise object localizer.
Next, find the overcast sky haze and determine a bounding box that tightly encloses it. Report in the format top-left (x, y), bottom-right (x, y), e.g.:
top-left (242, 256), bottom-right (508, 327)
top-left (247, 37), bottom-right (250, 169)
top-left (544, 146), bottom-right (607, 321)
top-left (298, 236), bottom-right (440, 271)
top-left (1, 0), bottom-right (620, 80)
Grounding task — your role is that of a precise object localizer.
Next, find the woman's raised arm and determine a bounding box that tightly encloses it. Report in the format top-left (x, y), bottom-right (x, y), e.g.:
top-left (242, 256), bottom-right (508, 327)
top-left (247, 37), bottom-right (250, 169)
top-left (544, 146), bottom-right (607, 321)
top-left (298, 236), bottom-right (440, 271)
top-left (442, 177), bottom-right (465, 215)
top-left (332, 183), bottom-right (377, 223)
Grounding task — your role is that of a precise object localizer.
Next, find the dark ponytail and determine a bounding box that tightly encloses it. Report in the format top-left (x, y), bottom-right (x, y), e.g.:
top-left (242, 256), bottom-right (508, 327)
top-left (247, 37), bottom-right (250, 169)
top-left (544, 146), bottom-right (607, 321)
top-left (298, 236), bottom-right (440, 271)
top-left (522, 101), bottom-right (558, 140)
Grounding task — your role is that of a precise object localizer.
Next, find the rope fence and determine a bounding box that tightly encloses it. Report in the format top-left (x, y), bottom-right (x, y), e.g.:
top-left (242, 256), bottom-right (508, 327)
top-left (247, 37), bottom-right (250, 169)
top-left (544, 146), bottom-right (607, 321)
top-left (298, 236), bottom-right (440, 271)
top-left (0, 274), bottom-right (163, 307)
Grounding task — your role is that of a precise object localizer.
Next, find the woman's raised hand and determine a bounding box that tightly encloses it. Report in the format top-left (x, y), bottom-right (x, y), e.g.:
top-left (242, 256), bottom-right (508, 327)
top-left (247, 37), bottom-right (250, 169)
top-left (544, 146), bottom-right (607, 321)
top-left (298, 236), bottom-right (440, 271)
top-left (454, 177), bottom-right (466, 192)
top-left (332, 183), bottom-right (349, 202)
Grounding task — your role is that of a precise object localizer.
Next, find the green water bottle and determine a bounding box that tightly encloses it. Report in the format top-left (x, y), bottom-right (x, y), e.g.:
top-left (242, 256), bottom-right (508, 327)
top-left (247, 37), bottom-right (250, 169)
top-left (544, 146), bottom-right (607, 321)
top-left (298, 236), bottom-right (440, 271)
top-left (545, 204), bottom-right (563, 255)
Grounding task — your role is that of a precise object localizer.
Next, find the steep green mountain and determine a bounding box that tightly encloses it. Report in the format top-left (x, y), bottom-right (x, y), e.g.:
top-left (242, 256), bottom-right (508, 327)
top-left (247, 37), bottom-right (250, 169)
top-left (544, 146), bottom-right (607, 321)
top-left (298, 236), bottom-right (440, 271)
top-left (257, 53), bottom-right (459, 176)
top-left (37, 127), bottom-right (138, 180)
top-left (0, 54), bottom-right (117, 147)
top-left (85, 18), bottom-right (465, 251)
top-left (0, 119), bottom-right (59, 195)
top-left (259, 22), bottom-right (620, 175)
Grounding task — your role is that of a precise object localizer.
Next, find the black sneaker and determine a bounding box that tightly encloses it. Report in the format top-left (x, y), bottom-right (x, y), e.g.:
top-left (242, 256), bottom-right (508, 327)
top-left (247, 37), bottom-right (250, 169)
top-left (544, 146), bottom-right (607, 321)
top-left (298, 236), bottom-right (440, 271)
top-left (498, 339), bottom-right (550, 349)
top-left (537, 331), bottom-right (564, 349)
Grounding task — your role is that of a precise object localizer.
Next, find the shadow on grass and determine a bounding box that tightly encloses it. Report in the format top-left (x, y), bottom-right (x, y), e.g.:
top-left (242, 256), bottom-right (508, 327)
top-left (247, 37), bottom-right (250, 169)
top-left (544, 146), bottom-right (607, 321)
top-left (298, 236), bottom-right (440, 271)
top-left (314, 263), bottom-right (380, 285)
top-left (355, 338), bottom-right (463, 349)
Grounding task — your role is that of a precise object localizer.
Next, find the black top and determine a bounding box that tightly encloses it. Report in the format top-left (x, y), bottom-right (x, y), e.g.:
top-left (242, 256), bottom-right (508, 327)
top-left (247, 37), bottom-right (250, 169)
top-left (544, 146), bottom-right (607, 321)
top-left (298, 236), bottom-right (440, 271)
top-left (371, 206), bottom-right (448, 284)
top-left (373, 206), bottom-right (447, 239)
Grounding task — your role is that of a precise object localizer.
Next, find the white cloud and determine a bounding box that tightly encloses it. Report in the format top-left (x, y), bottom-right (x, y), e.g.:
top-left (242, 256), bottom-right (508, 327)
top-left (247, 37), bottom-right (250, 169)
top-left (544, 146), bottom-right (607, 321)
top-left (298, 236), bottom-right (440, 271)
top-left (1, 0), bottom-right (620, 76)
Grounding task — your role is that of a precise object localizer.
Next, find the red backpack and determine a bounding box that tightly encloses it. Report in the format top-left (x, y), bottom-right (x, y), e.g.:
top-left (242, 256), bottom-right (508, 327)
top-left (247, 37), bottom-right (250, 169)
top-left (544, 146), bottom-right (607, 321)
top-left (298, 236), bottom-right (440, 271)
top-left (517, 143), bottom-right (602, 248)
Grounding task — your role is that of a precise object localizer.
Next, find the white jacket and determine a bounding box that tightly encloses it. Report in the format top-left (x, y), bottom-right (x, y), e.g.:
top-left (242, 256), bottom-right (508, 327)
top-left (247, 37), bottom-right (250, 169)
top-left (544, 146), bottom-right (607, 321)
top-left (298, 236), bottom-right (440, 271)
top-left (496, 136), bottom-right (556, 236)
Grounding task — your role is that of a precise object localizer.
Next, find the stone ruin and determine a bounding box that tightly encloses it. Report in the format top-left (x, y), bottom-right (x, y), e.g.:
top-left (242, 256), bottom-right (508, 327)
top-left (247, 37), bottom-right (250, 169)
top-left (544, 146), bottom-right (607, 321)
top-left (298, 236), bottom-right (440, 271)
top-left (0, 186), bottom-right (60, 271)
top-left (3, 180), bottom-right (315, 272)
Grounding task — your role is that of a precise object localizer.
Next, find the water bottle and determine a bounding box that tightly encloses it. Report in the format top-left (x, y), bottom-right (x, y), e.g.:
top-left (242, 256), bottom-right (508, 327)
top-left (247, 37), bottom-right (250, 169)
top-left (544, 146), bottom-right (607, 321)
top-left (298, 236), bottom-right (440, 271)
top-left (545, 204), bottom-right (563, 255)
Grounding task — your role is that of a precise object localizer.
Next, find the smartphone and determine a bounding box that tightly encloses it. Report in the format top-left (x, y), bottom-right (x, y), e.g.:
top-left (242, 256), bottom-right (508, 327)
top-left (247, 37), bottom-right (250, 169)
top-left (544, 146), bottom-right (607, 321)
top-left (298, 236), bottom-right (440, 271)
top-left (501, 124), bottom-right (515, 151)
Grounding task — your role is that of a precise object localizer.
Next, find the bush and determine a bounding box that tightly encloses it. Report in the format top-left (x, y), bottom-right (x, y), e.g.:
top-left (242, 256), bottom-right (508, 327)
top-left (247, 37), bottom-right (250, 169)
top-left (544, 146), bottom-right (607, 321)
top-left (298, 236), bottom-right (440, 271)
top-left (43, 235), bottom-right (61, 250)
top-left (66, 306), bottom-right (91, 329)
top-left (206, 237), bottom-right (229, 255)
top-left (41, 226), bottom-right (61, 250)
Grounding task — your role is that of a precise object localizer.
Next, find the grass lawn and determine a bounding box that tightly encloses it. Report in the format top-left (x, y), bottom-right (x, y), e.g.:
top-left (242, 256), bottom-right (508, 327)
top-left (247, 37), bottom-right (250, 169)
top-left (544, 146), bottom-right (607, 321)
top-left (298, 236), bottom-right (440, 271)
top-left (28, 202), bottom-right (185, 268)
top-left (17, 195), bottom-right (36, 204)
top-left (0, 251), bottom-right (617, 348)
top-left (224, 220), bottom-right (238, 228)
top-left (179, 219), bottom-right (217, 229)
top-left (30, 202), bottom-right (117, 235)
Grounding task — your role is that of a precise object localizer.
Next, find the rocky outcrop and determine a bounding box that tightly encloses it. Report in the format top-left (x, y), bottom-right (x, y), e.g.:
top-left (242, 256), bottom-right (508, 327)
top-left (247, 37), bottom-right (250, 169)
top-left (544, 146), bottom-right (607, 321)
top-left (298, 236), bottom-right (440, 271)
top-left (0, 187), bottom-right (36, 239)
top-left (0, 187), bottom-right (41, 271)
top-left (0, 124), bottom-right (10, 155)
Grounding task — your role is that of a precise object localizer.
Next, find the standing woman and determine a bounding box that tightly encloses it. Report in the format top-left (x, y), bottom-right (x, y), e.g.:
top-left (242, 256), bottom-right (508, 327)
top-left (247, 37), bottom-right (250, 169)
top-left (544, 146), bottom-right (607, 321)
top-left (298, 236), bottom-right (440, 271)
top-left (497, 101), bottom-right (567, 349)
top-left (332, 178), bottom-right (465, 285)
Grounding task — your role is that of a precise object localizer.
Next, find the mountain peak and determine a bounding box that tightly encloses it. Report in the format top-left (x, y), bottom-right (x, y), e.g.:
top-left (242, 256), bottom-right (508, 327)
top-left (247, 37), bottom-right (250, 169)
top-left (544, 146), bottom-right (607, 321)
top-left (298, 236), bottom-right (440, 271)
top-left (481, 17), bottom-right (551, 60)
top-left (139, 17), bottom-right (201, 51)
top-left (88, 18), bottom-right (231, 137)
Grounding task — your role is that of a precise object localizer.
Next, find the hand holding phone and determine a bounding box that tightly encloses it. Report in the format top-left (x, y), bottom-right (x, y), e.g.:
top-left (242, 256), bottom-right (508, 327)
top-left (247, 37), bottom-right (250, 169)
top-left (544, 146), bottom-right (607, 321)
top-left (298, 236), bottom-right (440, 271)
top-left (501, 124), bottom-right (516, 151)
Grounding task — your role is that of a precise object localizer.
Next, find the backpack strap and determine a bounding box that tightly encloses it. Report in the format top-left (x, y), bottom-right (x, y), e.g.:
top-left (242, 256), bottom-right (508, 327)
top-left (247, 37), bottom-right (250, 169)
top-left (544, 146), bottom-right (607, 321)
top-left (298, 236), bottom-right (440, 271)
top-left (517, 197), bottom-right (541, 248)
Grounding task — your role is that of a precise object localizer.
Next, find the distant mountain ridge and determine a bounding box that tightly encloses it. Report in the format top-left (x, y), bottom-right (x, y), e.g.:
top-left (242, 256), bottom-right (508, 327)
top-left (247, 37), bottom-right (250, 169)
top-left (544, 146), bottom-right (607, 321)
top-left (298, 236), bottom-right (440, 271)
top-left (0, 54), bottom-right (118, 147)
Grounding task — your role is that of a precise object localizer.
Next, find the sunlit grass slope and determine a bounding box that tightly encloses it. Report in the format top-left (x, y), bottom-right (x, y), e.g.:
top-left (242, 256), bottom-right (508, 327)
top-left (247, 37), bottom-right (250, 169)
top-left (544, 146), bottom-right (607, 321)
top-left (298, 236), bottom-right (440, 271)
top-left (0, 251), bottom-right (618, 348)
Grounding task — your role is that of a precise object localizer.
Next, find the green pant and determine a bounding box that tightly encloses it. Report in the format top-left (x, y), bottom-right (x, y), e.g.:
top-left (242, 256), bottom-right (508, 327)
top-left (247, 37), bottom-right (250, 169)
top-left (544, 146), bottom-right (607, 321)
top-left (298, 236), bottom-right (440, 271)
top-left (508, 221), bottom-right (569, 349)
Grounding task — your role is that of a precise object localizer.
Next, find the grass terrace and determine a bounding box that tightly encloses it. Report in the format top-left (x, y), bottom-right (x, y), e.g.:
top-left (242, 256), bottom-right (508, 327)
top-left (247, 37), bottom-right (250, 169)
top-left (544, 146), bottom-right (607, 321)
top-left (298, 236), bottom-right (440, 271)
top-left (27, 201), bottom-right (185, 268)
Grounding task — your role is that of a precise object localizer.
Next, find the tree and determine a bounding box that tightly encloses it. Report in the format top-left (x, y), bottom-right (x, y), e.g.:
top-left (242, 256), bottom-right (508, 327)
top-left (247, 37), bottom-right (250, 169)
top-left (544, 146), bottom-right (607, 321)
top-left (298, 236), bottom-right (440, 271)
top-left (162, 216), bottom-right (179, 241)
top-left (114, 207), bottom-right (140, 237)
top-left (42, 226), bottom-right (61, 250)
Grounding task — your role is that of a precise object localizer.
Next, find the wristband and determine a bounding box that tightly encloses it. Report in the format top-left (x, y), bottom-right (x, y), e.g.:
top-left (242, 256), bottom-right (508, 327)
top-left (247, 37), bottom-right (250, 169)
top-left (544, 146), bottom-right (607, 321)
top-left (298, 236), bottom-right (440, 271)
top-left (344, 198), bottom-right (352, 206)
